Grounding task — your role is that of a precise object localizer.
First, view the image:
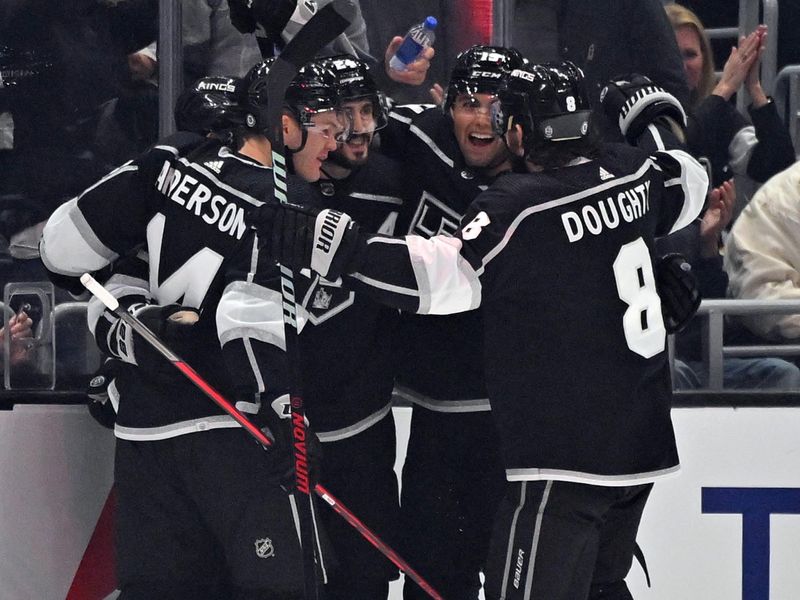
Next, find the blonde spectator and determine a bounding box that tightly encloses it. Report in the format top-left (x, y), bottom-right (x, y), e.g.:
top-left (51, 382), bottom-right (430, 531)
top-left (666, 3), bottom-right (795, 215)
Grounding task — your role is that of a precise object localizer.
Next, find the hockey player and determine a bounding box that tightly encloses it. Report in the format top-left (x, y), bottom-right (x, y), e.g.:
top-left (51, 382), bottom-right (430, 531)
top-left (251, 63), bottom-right (708, 599)
top-left (39, 62), bottom-right (349, 599)
top-left (299, 54), bottom-right (412, 599)
top-left (376, 45), bottom-right (526, 599)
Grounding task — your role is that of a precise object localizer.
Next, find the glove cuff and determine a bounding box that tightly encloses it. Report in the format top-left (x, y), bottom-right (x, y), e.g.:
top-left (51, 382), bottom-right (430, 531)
top-left (311, 209), bottom-right (361, 279)
top-left (619, 88), bottom-right (687, 139)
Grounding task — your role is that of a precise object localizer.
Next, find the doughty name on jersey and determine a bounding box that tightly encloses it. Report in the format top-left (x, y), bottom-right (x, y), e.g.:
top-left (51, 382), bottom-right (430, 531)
top-left (561, 181), bottom-right (651, 243)
top-left (155, 160), bottom-right (248, 240)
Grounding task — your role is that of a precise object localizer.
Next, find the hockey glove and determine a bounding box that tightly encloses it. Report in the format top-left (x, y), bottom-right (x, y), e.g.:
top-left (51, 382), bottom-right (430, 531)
top-left (248, 202), bottom-right (366, 281)
top-left (655, 253), bottom-right (701, 334)
top-left (260, 394), bottom-right (323, 491)
top-left (228, 0), bottom-right (300, 41)
top-left (107, 303), bottom-right (200, 373)
top-left (599, 75), bottom-right (687, 145)
top-left (86, 359), bottom-right (119, 429)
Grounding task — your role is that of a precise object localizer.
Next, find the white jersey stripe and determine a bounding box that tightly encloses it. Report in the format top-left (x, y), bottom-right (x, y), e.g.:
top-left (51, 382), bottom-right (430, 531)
top-left (348, 192), bottom-right (403, 205)
top-left (505, 464), bottom-right (681, 486)
top-left (316, 402), bottom-right (393, 442)
top-left (524, 481), bottom-right (553, 599)
top-left (114, 415), bottom-right (241, 440)
top-left (500, 482), bottom-right (528, 597)
top-left (178, 157), bottom-right (264, 207)
top-left (408, 123), bottom-right (455, 169)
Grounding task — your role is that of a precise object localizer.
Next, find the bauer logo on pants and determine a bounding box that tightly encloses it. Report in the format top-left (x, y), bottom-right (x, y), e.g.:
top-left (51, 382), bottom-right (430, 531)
top-left (254, 538), bottom-right (275, 559)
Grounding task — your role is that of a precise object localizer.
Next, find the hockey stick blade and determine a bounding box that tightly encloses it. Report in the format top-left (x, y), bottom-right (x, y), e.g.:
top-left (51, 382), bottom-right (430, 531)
top-left (80, 273), bottom-right (445, 600)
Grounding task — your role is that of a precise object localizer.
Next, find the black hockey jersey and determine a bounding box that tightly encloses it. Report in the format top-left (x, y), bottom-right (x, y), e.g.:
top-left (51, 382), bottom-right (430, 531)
top-left (41, 133), bottom-right (309, 438)
top-left (218, 152), bottom-right (412, 438)
top-left (379, 103), bottom-right (503, 409)
top-left (299, 153), bottom-right (410, 437)
top-left (346, 141), bottom-right (708, 483)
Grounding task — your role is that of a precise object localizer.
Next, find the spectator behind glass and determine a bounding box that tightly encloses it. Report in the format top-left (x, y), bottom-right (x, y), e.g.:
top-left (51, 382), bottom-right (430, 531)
top-left (666, 3), bottom-right (796, 218)
top-left (0, 309), bottom-right (33, 371)
top-left (662, 177), bottom-right (800, 390)
top-left (725, 161), bottom-right (800, 353)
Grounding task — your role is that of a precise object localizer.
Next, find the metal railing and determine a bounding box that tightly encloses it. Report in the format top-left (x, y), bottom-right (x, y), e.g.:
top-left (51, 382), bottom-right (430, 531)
top-left (686, 298), bottom-right (800, 390)
top-left (773, 65), bottom-right (800, 156)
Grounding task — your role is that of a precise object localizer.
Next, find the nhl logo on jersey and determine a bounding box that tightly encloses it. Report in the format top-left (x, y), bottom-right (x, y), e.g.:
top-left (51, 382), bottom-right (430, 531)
top-left (254, 538), bottom-right (275, 559)
top-left (320, 181), bottom-right (336, 197)
top-left (312, 286), bottom-right (333, 310)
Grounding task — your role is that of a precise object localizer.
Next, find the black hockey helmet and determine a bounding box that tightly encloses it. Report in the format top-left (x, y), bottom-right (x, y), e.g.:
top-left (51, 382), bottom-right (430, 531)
top-left (492, 61), bottom-right (593, 157)
top-left (174, 76), bottom-right (248, 134)
top-left (241, 57), bottom-right (277, 133)
top-left (444, 45), bottom-right (526, 112)
top-left (317, 54), bottom-right (388, 133)
top-left (243, 57), bottom-right (350, 142)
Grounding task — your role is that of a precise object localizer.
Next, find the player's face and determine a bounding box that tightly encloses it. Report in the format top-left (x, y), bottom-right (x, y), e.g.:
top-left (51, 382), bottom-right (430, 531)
top-left (290, 111), bottom-right (344, 182)
top-left (675, 25), bottom-right (704, 92)
top-left (451, 92), bottom-right (510, 172)
top-left (332, 98), bottom-right (376, 167)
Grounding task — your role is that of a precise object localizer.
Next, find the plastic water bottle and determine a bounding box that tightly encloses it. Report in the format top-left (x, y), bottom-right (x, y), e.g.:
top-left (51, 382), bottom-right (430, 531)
top-left (389, 16), bottom-right (438, 72)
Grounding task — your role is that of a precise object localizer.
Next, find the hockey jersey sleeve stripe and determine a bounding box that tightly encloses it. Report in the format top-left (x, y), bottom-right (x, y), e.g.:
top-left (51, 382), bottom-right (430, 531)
top-left (408, 124), bottom-right (455, 169)
top-left (76, 163), bottom-right (138, 201)
top-left (663, 148), bottom-right (707, 234)
top-left (216, 281), bottom-right (288, 351)
top-left (349, 192), bottom-right (404, 205)
top-left (40, 199), bottom-right (119, 276)
top-left (477, 161), bottom-right (656, 272)
top-left (646, 123), bottom-right (667, 151)
top-left (153, 144), bottom-right (181, 156)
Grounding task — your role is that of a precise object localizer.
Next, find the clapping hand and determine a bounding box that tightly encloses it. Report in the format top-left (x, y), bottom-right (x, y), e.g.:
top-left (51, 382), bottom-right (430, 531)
top-left (714, 25), bottom-right (768, 106)
top-left (700, 179), bottom-right (736, 257)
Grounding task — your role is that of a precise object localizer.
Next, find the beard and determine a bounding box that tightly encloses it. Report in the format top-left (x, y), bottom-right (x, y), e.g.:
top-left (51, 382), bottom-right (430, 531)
top-left (326, 133), bottom-right (371, 169)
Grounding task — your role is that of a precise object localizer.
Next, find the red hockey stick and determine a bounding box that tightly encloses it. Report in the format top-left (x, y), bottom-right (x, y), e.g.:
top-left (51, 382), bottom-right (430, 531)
top-left (80, 273), bottom-right (444, 600)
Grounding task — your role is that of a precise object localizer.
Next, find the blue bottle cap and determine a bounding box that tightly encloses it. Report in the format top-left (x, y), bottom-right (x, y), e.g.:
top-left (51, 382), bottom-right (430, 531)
top-left (424, 16), bottom-right (438, 29)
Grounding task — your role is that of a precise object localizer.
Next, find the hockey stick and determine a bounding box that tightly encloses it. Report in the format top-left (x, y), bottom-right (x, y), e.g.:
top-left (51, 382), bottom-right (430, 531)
top-left (80, 273), bottom-right (445, 600)
top-left (261, 1), bottom-right (356, 597)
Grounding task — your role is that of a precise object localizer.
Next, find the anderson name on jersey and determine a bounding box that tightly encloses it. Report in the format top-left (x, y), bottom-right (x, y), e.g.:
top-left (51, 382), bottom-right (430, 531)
top-left (41, 133), bottom-right (306, 438)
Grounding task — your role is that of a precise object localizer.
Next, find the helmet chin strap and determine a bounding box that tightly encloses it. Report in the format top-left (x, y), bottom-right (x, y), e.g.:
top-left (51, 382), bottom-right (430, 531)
top-left (285, 127), bottom-right (308, 154)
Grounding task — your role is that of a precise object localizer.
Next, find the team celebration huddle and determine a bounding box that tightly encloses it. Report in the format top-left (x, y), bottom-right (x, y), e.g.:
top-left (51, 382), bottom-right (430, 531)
top-left (38, 0), bottom-right (709, 598)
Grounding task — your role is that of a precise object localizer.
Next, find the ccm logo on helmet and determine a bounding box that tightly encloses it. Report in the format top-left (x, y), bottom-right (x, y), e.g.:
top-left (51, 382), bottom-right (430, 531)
top-left (468, 70), bottom-right (503, 79)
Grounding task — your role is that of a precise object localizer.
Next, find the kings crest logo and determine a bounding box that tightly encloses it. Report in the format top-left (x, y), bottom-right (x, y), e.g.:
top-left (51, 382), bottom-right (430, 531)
top-left (407, 190), bottom-right (461, 238)
top-left (312, 286), bottom-right (333, 310)
top-left (255, 538), bottom-right (275, 559)
top-left (300, 279), bottom-right (354, 324)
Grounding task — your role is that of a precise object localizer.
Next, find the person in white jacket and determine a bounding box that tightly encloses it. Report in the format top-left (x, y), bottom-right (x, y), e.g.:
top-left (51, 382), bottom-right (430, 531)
top-left (725, 160), bottom-right (800, 341)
